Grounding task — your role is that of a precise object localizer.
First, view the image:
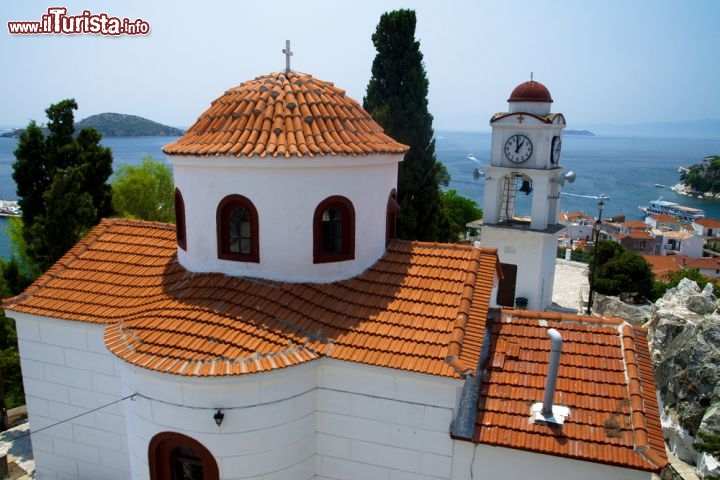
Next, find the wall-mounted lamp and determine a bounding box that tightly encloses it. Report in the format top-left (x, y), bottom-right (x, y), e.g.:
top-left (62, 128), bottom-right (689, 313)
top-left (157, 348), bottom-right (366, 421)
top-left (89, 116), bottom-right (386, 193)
top-left (213, 409), bottom-right (224, 427)
top-left (550, 170), bottom-right (576, 186)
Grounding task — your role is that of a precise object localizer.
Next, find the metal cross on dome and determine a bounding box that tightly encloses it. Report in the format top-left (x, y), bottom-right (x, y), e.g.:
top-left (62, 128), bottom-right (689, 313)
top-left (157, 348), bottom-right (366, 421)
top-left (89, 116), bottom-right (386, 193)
top-left (283, 40), bottom-right (293, 73)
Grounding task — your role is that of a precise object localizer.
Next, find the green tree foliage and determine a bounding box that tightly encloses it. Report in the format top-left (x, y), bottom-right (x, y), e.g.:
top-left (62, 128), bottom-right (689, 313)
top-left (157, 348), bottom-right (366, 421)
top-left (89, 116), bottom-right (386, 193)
top-left (441, 190), bottom-right (482, 241)
top-left (112, 156), bottom-right (175, 222)
top-left (652, 268), bottom-right (720, 299)
top-left (5, 217), bottom-right (42, 281)
top-left (364, 9), bottom-right (452, 242)
top-left (0, 258), bottom-right (30, 413)
top-left (695, 430), bottom-right (720, 457)
top-left (556, 247), bottom-right (592, 263)
top-left (12, 99), bottom-right (114, 271)
top-left (590, 241), bottom-right (655, 300)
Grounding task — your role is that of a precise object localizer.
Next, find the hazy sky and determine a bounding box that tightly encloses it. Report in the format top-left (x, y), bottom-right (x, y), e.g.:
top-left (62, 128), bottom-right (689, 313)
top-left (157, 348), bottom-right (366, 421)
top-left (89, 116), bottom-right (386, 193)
top-left (2, 0), bottom-right (719, 131)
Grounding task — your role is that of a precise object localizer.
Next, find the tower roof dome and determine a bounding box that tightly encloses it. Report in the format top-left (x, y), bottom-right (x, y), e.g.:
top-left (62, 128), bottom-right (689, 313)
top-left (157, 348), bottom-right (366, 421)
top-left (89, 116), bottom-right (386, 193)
top-left (508, 80), bottom-right (553, 103)
top-left (163, 71), bottom-right (408, 158)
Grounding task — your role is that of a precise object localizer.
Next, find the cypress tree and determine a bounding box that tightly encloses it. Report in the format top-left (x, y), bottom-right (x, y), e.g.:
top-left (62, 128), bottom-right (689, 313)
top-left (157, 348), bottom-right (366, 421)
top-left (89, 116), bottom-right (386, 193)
top-left (13, 99), bottom-right (114, 270)
top-left (364, 9), bottom-right (451, 242)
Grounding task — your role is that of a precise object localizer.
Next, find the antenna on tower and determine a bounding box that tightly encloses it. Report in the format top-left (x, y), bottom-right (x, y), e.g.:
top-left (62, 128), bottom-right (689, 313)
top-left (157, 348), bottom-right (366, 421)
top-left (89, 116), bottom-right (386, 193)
top-left (530, 71), bottom-right (534, 82)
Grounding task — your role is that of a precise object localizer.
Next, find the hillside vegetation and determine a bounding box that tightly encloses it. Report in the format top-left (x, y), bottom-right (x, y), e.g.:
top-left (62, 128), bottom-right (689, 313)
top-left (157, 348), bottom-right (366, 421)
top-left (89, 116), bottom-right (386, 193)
top-left (76, 113), bottom-right (184, 136)
top-left (2, 112), bottom-right (184, 138)
top-left (680, 155), bottom-right (720, 193)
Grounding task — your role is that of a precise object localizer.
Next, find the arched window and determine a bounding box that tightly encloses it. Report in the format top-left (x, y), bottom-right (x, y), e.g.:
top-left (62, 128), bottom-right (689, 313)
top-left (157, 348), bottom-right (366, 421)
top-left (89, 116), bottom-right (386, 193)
top-left (386, 189), bottom-right (399, 246)
top-left (148, 431), bottom-right (219, 480)
top-left (175, 188), bottom-right (187, 251)
top-left (313, 196), bottom-right (355, 263)
top-left (216, 195), bottom-right (259, 262)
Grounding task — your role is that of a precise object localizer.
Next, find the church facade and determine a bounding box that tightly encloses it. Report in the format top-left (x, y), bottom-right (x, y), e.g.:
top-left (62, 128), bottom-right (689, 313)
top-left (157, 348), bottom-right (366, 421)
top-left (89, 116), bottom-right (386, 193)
top-left (4, 63), bottom-right (667, 479)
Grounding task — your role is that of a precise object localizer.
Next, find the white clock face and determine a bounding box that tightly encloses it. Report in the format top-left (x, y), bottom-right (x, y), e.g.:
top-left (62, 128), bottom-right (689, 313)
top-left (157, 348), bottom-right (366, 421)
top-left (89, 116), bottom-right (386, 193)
top-left (551, 136), bottom-right (562, 163)
top-left (504, 134), bottom-right (533, 163)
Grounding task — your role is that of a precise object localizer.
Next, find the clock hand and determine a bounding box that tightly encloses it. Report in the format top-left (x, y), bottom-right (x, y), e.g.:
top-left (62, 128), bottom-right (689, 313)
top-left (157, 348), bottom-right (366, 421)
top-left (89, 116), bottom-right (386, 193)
top-left (515, 137), bottom-right (523, 153)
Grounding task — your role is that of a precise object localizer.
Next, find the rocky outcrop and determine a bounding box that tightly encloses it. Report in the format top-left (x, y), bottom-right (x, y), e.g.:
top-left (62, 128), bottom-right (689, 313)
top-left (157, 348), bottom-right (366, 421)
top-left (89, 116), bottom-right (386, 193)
top-left (594, 294), bottom-right (653, 326)
top-left (646, 279), bottom-right (720, 478)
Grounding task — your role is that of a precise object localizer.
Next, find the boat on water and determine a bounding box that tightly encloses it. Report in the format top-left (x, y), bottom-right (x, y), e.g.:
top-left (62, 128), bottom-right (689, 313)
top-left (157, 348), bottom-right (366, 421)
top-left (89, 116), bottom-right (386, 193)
top-left (0, 200), bottom-right (21, 217)
top-left (638, 198), bottom-right (704, 223)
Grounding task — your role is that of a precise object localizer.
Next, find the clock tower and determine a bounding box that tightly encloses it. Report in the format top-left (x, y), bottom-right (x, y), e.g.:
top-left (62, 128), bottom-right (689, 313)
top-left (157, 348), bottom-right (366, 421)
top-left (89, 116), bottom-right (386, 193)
top-left (480, 78), bottom-right (574, 311)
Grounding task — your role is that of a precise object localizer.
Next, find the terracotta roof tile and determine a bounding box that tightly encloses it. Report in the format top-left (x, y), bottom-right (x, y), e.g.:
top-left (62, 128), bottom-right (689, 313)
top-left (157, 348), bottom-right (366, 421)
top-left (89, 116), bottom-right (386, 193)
top-left (4, 219), bottom-right (492, 381)
top-left (621, 220), bottom-right (649, 229)
top-left (5, 219), bottom-right (668, 471)
top-left (163, 72), bottom-right (408, 158)
top-left (649, 214), bottom-right (679, 223)
top-left (471, 309), bottom-right (667, 472)
top-left (694, 217), bottom-right (720, 228)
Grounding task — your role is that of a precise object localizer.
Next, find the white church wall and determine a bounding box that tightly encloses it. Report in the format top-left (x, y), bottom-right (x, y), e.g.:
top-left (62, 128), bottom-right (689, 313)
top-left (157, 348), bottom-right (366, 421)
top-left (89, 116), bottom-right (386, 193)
top-left (316, 359), bottom-right (461, 480)
top-left (451, 440), bottom-right (651, 480)
top-left (13, 313), bottom-right (656, 480)
top-left (13, 313), bottom-right (130, 479)
top-left (170, 154), bottom-right (400, 283)
top-left (122, 360), bottom-right (319, 480)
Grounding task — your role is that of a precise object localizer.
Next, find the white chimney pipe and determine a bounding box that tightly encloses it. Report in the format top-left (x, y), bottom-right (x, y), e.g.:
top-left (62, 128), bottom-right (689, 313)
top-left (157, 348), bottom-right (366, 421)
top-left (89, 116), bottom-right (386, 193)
top-left (541, 328), bottom-right (563, 415)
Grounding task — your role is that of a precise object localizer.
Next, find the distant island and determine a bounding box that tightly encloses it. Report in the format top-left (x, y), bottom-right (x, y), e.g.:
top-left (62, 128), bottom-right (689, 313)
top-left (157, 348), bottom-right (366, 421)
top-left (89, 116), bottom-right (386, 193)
top-left (564, 130), bottom-right (595, 136)
top-left (1, 113), bottom-right (184, 138)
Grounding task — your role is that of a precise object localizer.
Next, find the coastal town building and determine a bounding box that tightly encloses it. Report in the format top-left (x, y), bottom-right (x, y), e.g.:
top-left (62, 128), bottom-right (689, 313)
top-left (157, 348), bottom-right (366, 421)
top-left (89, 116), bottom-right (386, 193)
top-left (612, 228), bottom-right (657, 255)
top-left (3, 50), bottom-right (667, 480)
top-left (645, 213), bottom-right (683, 232)
top-left (642, 254), bottom-right (720, 280)
top-left (558, 211), bottom-right (593, 246)
top-left (692, 217), bottom-right (720, 251)
top-left (564, 209), bottom-right (716, 259)
top-left (659, 231), bottom-right (704, 257)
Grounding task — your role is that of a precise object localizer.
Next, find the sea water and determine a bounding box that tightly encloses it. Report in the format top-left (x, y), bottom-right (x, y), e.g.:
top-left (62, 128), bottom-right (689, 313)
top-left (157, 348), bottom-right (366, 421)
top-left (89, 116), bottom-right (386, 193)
top-left (439, 131), bottom-right (720, 220)
top-left (0, 132), bottom-right (719, 259)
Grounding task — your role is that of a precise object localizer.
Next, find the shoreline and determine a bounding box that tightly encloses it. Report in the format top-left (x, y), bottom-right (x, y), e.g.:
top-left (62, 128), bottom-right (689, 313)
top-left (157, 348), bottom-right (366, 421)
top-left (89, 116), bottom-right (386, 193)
top-left (670, 182), bottom-right (720, 199)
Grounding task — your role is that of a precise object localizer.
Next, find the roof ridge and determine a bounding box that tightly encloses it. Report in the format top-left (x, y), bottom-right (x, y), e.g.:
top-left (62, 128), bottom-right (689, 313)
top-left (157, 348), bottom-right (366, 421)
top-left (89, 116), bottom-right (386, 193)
top-left (503, 309), bottom-right (624, 328)
top-left (621, 323), bottom-right (669, 470)
top-left (445, 248), bottom-right (481, 377)
top-left (445, 247), bottom-right (499, 378)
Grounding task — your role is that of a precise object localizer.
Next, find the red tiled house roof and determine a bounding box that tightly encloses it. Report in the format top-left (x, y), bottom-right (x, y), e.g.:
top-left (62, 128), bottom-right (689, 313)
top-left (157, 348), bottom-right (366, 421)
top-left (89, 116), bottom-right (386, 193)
top-left (162, 71), bottom-right (408, 158)
top-left (679, 256), bottom-right (720, 270)
top-left (621, 221), bottom-right (648, 230)
top-left (694, 217), bottom-right (720, 228)
top-left (648, 214), bottom-right (678, 223)
top-left (5, 219), bottom-right (496, 378)
top-left (469, 309), bottom-right (667, 472)
top-left (4, 219), bottom-right (668, 472)
top-left (641, 254), bottom-right (681, 278)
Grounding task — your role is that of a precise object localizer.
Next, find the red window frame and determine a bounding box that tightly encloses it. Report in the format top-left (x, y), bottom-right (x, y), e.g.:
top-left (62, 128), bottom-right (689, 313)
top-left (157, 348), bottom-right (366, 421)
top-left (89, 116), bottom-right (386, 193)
top-left (216, 194), bottom-right (259, 263)
top-left (175, 188), bottom-right (187, 251)
top-left (313, 195), bottom-right (355, 263)
top-left (148, 431), bottom-right (219, 480)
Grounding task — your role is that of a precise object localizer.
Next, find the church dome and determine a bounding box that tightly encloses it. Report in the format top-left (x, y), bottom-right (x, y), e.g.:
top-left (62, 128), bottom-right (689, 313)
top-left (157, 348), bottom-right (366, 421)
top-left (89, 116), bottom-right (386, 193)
top-left (163, 68), bottom-right (407, 283)
top-left (163, 71), bottom-right (408, 158)
top-left (507, 80), bottom-right (553, 103)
